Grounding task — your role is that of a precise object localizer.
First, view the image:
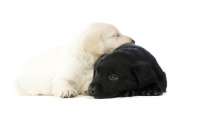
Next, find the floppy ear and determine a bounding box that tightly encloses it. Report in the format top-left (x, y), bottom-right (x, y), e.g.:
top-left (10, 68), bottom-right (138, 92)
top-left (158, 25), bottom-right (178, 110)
top-left (132, 61), bottom-right (158, 90)
top-left (82, 33), bottom-right (105, 55)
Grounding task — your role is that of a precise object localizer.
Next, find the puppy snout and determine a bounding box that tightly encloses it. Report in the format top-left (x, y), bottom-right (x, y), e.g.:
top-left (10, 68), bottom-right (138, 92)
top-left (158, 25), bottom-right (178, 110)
top-left (89, 85), bottom-right (101, 96)
top-left (131, 39), bottom-right (135, 44)
top-left (89, 87), bottom-right (98, 95)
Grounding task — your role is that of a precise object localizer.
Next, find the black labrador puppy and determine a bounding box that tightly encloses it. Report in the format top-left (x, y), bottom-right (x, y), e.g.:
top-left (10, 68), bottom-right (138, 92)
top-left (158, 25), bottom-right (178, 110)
top-left (88, 43), bottom-right (167, 99)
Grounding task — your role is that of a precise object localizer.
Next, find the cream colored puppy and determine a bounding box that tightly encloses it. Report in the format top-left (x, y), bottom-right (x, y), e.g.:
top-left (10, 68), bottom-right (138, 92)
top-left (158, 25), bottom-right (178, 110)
top-left (15, 23), bottom-right (133, 98)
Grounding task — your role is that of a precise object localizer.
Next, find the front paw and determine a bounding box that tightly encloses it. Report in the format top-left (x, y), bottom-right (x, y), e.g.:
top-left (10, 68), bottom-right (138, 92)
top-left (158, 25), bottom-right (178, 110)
top-left (79, 90), bottom-right (88, 95)
top-left (140, 85), bottom-right (163, 96)
top-left (118, 90), bottom-right (136, 97)
top-left (60, 89), bottom-right (78, 98)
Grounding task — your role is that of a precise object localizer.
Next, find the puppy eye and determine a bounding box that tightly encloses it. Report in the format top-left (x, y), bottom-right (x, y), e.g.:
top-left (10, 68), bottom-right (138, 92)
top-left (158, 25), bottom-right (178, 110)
top-left (116, 34), bottom-right (120, 37)
top-left (108, 74), bottom-right (118, 81)
top-left (112, 33), bottom-right (120, 37)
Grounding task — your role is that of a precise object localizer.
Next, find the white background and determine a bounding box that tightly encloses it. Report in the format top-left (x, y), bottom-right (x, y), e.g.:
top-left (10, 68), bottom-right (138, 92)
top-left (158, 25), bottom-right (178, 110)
top-left (0, 0), bottom-right (200, 132)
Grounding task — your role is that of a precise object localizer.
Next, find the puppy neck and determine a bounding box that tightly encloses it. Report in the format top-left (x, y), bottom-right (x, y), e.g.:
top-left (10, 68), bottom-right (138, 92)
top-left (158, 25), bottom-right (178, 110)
top-left (71, 46), bottom-right (99, 66)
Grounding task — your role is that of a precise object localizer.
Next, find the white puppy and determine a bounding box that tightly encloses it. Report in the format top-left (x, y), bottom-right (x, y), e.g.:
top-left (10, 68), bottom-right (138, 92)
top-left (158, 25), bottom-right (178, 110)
top-left (15, 23), bottom-right (133, 98)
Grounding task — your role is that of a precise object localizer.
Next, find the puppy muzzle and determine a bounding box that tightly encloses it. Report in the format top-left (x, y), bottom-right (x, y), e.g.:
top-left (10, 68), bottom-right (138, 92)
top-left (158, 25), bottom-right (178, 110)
top-left (88, 85), bottom-right (102, 96)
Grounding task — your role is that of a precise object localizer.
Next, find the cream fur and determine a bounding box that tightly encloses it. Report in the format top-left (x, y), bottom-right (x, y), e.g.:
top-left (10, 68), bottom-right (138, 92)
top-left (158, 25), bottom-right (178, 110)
top-left (15, 22), bottom-right (132, 98)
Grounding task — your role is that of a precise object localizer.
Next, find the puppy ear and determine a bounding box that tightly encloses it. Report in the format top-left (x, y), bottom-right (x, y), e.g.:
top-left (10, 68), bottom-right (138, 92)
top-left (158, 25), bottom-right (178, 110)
top-left (82, 33), bottom-right (105, 55)
top-left (132, 61), bottom-right (158, 89)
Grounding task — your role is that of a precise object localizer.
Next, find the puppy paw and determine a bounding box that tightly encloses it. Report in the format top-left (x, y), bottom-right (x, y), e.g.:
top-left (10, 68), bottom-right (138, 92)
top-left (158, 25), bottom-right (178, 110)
top-left (140, 85), bottom-right (163, 96)
top-left (118, 90), bottom-right (136, 97)
top-left (60, 89), bottom-right (78, 98)
top-left (79, 89), bottom-right (89, 95)
top-left (83, 90), bottom-right (88, 95)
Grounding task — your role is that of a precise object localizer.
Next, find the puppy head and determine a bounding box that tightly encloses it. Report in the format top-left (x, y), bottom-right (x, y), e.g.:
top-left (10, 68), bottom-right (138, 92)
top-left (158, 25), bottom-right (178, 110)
top-left (89, 54), bottom-right (157, 99)
top-left (82, 22), bottom-right (134, 56)
top-left (88, 53), bottom-right (138, 99)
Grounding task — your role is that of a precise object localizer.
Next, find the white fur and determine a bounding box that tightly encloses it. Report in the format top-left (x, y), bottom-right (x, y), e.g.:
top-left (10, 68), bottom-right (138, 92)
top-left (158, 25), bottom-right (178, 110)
top-left (15, 22), bottom-right (132, 98)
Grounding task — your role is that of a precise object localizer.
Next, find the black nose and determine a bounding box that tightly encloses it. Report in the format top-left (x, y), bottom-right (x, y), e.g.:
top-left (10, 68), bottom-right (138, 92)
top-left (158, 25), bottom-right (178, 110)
top-left (131, 39), bottom-right (135, 44)
top-left (89, 86), bottom-right (99, 96)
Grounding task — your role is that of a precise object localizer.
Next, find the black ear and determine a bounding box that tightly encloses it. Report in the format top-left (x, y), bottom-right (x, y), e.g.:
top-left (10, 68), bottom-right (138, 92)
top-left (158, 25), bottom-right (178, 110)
top-left (132, 61), bottom-right (158, 90)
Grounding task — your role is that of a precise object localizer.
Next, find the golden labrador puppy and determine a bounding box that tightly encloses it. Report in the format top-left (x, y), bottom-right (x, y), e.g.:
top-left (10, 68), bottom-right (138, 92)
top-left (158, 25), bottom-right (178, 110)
top-left (15, 22), bottom-right (134, 98)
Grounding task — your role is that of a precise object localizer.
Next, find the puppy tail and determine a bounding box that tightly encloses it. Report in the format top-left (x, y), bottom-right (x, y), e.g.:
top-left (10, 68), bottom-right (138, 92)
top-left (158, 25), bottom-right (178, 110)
top-left (14, 78), bottom-right (27, 95)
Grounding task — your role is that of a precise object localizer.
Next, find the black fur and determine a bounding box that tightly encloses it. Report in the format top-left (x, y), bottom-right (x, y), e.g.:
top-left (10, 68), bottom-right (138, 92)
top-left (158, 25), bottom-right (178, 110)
top-left (88, 43), bottom-right (167, 99)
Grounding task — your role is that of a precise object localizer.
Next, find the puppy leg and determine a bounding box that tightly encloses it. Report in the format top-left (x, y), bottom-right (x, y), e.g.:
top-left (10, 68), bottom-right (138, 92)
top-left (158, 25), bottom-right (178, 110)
top-left (139, 84), bottom-right (163, 96)
top-left (79, 71), bottom-right (93, 95)
top-left (51, 79), bottom-right (78, 98)
top-left (79, 81), bottom-right (91, 95)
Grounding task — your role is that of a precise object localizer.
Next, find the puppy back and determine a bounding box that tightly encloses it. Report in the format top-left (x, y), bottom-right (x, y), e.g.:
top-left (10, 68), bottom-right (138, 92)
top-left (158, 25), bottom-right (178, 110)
top-left (114, 43), bottom-right (167, 91)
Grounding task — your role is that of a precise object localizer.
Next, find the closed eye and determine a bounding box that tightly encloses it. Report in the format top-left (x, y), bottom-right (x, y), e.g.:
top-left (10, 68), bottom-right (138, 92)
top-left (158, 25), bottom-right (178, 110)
top-left (112, 33), bottom-right (120, 37)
